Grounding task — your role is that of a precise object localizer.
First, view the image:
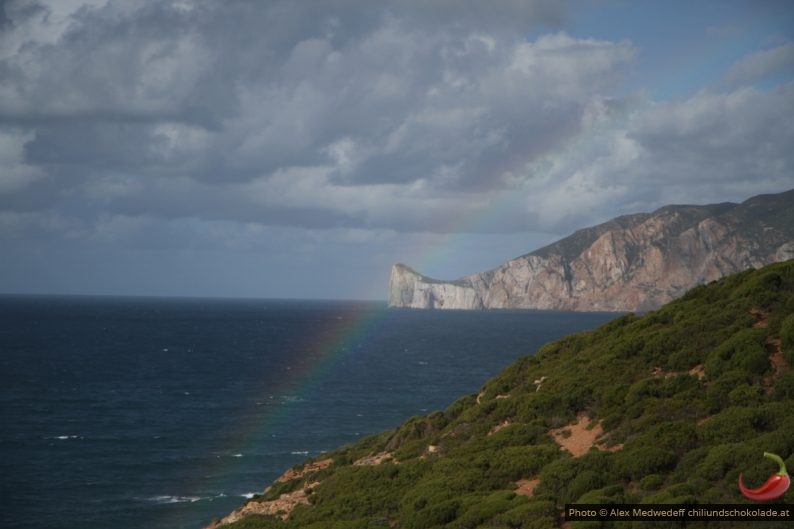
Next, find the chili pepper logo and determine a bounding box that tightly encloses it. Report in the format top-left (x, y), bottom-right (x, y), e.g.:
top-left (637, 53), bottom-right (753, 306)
top-left (738, 452), bottom-right (790, 501)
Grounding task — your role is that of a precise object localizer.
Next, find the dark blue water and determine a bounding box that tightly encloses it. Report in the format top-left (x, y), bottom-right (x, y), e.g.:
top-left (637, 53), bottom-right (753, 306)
top-left (0, 296), bottom-right (617, 529)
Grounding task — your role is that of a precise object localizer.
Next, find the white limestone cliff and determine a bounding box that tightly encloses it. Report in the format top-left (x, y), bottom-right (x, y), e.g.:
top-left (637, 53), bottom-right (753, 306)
top-left (388, 190), bottom-right (794, 312)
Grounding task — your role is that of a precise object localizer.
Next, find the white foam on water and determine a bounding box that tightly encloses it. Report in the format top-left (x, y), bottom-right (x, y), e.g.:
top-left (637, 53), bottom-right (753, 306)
top-left (290, 450), bottom-right (309, 455)
top-left (148, 495), bottom-right (202, 504)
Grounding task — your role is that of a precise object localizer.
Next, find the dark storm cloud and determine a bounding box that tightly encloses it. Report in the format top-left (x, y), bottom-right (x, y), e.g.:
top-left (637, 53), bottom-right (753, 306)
top-left (0, 0), bottom-right (569, 189)
top-left (0, 0), bottom-right (792, 249)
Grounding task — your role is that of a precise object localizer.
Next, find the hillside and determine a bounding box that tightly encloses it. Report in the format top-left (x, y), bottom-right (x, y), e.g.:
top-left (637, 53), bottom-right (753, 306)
top-left (389, 190), bottom-right (794, 311)
top-left (211, 261), bottom-right (794, 529)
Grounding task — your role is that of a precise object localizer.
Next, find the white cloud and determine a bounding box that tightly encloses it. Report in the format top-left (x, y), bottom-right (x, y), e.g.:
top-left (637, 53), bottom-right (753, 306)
top-left (726, 42), bottom-right (794, 85)
top-left (511, 83), bottom-right (794, 230)
top-left (0, 1), bottom-right (210, 118)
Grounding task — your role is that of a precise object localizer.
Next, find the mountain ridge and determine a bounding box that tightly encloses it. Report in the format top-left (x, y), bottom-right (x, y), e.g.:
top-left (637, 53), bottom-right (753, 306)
top-left (388, 190), bottom-right (794, 312)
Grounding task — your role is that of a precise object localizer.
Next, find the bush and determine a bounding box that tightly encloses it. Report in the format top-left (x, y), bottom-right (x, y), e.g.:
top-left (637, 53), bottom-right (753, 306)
top-left (774, 371), bottom-right (794, 400)
top-left (706, 370), bottom-right (753, 412)
top-left (447, 491), bottom-right (520, 529)
top-left (492, 500), bottom-right (557, 529)
top-left (705, 328), bottom-right (768, 378)
top-left (567, 470), bottom-right (607, 503)
top-left (640, 474), bottom-right (665, 490)
top-left (780, 313), bottom-right (794, 365)
top-left (615, 446), bottom-right (677, 480)
top-left (728, 383), bottom-right (764, 406)
top-left (696, 443), bottom-right (755, 481)
top-left (487, 445), bottom-right (560, 482)
top-left (699, 407), bottom-right (758, 444)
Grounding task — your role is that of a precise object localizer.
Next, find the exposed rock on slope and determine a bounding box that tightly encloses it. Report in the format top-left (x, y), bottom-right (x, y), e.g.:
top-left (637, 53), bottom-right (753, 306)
top-left (389, 190), bottom-right (794, 311)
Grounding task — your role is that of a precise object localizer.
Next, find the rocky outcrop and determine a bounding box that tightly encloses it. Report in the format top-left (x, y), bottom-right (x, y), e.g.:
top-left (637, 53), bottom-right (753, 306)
top-left (389, 190), bottom-right (794, 312)
top-left (204, 459), bottom-right (333, 528)
top-left (388, 264), bottom-right (484, 309)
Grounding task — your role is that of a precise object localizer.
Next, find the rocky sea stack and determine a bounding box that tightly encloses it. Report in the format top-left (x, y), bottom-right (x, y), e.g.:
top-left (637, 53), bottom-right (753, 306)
top-left (389, 190), bottom-right (794, 312)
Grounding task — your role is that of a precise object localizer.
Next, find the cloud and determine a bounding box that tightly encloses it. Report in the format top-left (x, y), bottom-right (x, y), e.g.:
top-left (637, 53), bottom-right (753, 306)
top-left (517, 83), bottom-right (794, 230)
top-left (726, 42), bottom-right (794, 85)
top-left (0, 0), bottom-right (792, 253)
top-left (0, 0), bottom-right (636, 238)
top-left (0, 128), bottom-right (45, 193)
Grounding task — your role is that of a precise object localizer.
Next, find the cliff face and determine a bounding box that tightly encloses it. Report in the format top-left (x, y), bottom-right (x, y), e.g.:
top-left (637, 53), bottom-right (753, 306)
top-left (389, 190), bottom-right (794, 311)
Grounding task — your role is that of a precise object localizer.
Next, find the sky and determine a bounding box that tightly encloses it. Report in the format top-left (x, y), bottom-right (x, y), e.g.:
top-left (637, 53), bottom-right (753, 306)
top-left (1, 0), bottom-right (793, 301)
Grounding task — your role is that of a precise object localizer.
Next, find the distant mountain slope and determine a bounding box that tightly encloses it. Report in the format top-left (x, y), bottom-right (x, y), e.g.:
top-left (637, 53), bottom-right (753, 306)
top-left (389, 189), bottom-right (794, 311)
top-left (210, 260), bottom-right (794, 529)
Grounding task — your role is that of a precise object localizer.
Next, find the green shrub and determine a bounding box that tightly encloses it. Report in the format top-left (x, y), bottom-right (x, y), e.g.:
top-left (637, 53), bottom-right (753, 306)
top-left (780, 313), bottom-right (794, 365)
top-left (402, 499), bottom-right (459, 529)
top-left (576, 484), bottom-right (630, 504)
top-left (615, 446), bottom-right (677, 480)
top-left (639, 474), bottom-right (665, 490)
top-left (696, 443), bottom-right (755, 481)
top-left (706, 370), bottom-right (753, 412)
top-left (705, 328), bottom-right (768, 378)
top-left (492, 500), bottom-right (557, 529)
top-left (535, 457), bottom-right (582, 502)
top-left (774, 371), bottom-right (794, 400)
top-left (567, 470), bottom-right (607, 503)
top-left (728, 383), bottom-right (764, 406)
top-left (447, 491), bottom-right (520, 529)
top-left (487, 445), bottom-right (560, 481)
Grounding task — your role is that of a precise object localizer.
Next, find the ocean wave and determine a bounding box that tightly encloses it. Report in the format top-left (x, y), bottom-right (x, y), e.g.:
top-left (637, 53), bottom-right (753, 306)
top-left (290, 450), bottom-right (309, 455)
top-left (46, 435), bottom-right (81, 440)
top-left (145, 492), bottom-right (231, 504)
top-left (147, 495), bottom-right (202, 504)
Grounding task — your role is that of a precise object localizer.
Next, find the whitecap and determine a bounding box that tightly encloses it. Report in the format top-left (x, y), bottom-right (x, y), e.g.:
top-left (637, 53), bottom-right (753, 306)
top-left (148, 495), bottom-right (201, 504)
top-left (290, 450), bottom-right (309, 455)
top-left (49, 435), bottom-right (79, 440)
top-left (241, 492), bottom-right (257, 499)
top-left (232, 453), bottom-right (243, 458)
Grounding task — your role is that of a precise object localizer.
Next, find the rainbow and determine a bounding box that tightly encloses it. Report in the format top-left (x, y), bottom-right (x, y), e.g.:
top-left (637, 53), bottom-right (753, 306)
top-left (186, 300), bottom-right (389, 515)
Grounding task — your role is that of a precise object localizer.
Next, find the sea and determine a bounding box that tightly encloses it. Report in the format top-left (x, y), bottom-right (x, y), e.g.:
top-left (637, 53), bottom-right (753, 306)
top-left (0, 295), bottom-right (618, 529)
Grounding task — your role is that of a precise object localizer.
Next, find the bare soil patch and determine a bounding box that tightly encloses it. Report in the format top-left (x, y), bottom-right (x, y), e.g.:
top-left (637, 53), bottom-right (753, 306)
top-left (550, 413), bottom-right (622, 457)
top-left (488, 419), bottom-right (513, 436)
top-left (751, 308), bottom-right (769, 328)
top-left (689, 364), bottom-right (706, 380)
top-left (514, 478), bottom-right (540, 498)
top-left (353, 452), bottom-right (394, 466)
top-left (207, 481), bottom-right (320, 527)
top-left (763, 337), bottom-right (787, 392)
top-left (276, 458), bottom-right (333, 483)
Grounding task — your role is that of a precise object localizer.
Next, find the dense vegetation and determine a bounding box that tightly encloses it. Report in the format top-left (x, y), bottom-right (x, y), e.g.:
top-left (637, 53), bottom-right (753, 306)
top-left (220, 261), bottom-right (794, 529)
